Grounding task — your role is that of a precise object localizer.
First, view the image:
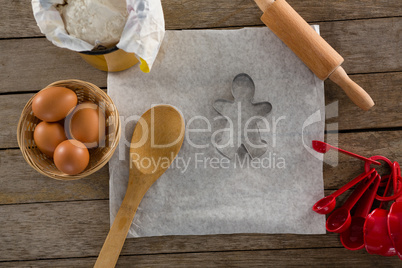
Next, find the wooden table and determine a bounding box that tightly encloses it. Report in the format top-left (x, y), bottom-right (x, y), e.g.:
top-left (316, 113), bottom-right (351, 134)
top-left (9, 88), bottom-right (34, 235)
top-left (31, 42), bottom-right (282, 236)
top-left (1, 0), bottom-right (401, 267)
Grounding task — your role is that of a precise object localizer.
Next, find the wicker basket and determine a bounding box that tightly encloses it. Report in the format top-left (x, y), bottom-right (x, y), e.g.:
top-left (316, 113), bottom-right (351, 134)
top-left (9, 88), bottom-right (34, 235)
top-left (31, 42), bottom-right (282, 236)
top-left (17, 79), bottom-right (121, 180)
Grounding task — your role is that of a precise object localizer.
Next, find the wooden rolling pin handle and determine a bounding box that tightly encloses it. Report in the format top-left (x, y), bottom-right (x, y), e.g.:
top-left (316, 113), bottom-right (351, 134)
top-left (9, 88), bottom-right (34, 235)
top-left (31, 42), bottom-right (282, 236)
top-left (257, 0), bottom-right (375, 111)
top-left (329, 66), bottom-right (374, 111)
top-left (254, 0), bottom-right (274, 12)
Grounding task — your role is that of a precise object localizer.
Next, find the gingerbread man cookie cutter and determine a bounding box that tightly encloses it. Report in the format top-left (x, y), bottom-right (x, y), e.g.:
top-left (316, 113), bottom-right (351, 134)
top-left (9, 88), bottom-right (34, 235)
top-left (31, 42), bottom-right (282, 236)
top-left (213, 73), bottom-right (272, 159)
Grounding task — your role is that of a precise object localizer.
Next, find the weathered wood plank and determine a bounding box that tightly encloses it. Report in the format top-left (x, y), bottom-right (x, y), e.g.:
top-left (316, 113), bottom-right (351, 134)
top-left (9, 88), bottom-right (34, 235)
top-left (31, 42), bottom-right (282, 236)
top-left (163, 0), bottom-right (402, 31)
top-left (0, 130), bottom-right (400, 205)
top-left (0, 199), bottom-right (349, 262)
top-left (1, 0), bottom-right (401, 38)
top-left (0, 0), bottom-right (42, 38)
top-left (0, 200), bottom-right (400, 268)
top-left (325, 72), bottom-right (402, 130)
top-left (320, 17), bottom-right (401, 74)
top-left (121, 248), bottom-right (402, 267)
top-left (0, 18), bottom-right (400, 94)
top-left (0, 39), bottom-right (107, 94)
top-left (0, 93), bottom-right (32, 149)
top-left (2, 249), bottom-right (401, 267)
top-left (0, 149), bottom-right (109, 204)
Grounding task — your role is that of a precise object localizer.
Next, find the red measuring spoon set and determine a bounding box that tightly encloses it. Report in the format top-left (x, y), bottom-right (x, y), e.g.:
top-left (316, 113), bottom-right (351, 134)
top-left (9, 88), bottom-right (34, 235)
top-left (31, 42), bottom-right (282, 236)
top-left (312, 141), bottom-right (402, 259)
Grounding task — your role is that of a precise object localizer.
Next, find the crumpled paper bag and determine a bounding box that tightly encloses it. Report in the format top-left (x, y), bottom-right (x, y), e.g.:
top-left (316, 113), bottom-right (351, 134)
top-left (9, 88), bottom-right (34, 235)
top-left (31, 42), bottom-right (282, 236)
top-left (108, 27), bottom-right (326, 237)
top-left (32, 0), bottom-right (164, 71)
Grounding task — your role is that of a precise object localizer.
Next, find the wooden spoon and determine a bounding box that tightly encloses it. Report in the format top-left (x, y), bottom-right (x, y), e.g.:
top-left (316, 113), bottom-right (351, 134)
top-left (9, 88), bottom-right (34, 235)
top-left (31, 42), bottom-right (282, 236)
top-left (94, 105), bottom-right (185, 268)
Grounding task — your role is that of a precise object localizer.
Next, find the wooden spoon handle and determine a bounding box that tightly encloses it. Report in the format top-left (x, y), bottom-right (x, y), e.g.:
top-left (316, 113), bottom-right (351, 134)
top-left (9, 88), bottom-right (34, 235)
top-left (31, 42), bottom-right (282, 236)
top-left (94, 185), bottom-right (144, 268)
top-left (329, 66), bottom-right (375, 111)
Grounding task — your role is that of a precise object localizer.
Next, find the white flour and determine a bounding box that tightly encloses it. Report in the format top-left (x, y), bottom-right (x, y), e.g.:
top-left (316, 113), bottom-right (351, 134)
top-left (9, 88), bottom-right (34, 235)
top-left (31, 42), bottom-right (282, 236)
top-left (57, 0), bottom-right (128, 48)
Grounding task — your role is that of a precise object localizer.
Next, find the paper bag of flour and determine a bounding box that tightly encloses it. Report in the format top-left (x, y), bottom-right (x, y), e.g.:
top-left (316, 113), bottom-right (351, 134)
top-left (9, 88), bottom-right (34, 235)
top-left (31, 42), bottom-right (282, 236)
top-left (32, 0), bottom-right (165, 72)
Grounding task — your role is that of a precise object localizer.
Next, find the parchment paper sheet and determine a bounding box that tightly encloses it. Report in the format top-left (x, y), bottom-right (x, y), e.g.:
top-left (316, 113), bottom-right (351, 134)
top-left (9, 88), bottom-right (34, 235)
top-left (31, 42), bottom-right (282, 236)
top-left (108, 27), bottom-right (326, 237)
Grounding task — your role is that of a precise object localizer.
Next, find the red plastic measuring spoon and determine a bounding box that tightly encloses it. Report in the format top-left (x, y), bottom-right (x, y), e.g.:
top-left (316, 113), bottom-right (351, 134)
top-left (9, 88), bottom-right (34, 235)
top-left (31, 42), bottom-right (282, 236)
top-left (326, 173), bottom-right (376, 233)
top-left (387, 162), bottom-right (402, 260)
top-left (340, 175), bottom-right (381, 250)
top-left (365, 156), bottom-right (402, 202)
top-left (312, 140), bottom-right (381, 165)
top-left (364, 173), bottom-right (396, 256)
top-left (312, 168), bottom-right (376, 214)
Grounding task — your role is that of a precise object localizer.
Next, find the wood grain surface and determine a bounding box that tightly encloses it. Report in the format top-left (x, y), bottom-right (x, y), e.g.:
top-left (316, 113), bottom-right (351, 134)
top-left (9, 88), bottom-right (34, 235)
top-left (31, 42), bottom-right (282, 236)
top-left (1, 0), bottom-right (401, 38)
top-left (1, 18), bottom-right (401, 94)
top-left (1, 131), bottom-right (400, 205)
top-left (1, 249), bottom-right (399, 268)
top-left (1, 0), bottom-right (401, 267)
top-left (325, 72), bottom-right (402, 130)
top-left (0, 200), bottom-right (399, 263)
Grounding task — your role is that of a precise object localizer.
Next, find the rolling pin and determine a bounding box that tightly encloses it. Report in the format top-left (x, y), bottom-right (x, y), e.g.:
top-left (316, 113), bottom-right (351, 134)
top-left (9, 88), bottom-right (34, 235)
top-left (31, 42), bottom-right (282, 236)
top-left (254, 0), bottom-right (374, 110)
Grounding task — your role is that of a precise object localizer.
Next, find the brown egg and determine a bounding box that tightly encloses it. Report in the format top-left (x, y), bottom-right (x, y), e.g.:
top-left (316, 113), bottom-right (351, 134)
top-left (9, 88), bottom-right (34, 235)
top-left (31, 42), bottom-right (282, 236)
top-left (54, 140), bottom-right (90, 175)
top-left (32, 86), bottom-right (78, 122)
top-left (33, 121), bottom-right (67, 157)
top-left (66, 102), bottom-right (106, 148)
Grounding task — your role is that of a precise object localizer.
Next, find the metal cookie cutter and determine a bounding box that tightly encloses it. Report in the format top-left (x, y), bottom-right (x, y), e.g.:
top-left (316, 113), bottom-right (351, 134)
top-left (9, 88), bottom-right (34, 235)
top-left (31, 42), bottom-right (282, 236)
top-left (213, 73), bottom-right (272, 159)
